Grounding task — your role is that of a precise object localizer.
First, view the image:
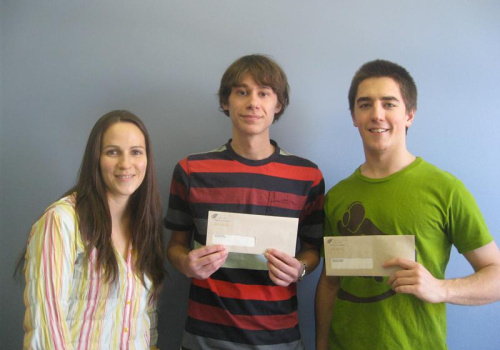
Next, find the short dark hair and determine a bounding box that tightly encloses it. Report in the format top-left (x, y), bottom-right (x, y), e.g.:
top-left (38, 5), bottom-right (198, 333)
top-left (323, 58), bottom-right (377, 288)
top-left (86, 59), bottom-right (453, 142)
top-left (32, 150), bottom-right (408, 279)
top-left (348, 59), bottom-right (417, 113)
top-left (218, 54), bottom-right (290, 121)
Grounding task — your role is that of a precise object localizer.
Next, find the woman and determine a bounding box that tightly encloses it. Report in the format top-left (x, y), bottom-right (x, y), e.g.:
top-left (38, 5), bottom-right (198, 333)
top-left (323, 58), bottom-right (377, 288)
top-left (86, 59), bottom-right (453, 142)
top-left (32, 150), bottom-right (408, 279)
top-left (22, 110), bottom-right (165, 349)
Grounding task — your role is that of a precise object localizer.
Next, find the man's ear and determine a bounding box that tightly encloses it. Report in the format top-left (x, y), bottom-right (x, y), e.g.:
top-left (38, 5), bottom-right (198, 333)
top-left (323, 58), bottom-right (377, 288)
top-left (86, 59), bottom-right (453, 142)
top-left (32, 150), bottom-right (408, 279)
top-left (406, 109), bottom-right (416, 127)
top-left (351, 112), bottom-right (358, 127)
top-left (274, 102), bottom-right (282, 114)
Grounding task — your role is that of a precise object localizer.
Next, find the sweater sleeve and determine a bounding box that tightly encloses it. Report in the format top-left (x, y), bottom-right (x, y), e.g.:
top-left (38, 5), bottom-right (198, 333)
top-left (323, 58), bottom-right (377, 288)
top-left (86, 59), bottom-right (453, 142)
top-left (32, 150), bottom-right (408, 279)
top-left (23, 201), bottom-right (78, 350)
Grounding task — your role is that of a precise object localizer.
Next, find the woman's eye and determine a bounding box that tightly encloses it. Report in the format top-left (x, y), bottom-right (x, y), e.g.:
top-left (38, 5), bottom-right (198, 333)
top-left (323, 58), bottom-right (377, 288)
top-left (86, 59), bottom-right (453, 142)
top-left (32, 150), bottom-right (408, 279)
top-left (132, 149), bottom-right (144, 156)
top-left (106, 149), bottom-right (119, 156)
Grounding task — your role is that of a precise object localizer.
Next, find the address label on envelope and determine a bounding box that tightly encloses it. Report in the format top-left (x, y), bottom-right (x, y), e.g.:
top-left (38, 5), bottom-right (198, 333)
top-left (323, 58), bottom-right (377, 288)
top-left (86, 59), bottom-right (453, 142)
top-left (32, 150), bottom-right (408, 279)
top-left (324, 235), bottom-right (415, 276)
top-left (206, 211), bottom-right (298, 256)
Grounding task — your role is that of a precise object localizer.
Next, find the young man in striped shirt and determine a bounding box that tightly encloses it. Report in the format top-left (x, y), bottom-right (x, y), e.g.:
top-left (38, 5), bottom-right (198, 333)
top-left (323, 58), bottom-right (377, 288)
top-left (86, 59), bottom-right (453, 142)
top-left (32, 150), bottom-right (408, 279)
top-left (165, 54), bottom-right (325, 349)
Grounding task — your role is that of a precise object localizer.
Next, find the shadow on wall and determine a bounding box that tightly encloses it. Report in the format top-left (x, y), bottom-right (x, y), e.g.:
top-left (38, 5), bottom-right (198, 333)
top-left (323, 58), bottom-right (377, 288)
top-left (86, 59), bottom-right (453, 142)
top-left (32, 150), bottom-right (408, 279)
top-left (156, 230), bottom-right (190, 349)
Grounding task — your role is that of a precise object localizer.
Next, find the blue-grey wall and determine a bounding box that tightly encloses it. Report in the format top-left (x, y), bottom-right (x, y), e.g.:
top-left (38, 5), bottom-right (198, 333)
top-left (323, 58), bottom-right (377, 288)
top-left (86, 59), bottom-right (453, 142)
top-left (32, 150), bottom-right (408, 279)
top-left (2, 1), bottom-right (499, 349)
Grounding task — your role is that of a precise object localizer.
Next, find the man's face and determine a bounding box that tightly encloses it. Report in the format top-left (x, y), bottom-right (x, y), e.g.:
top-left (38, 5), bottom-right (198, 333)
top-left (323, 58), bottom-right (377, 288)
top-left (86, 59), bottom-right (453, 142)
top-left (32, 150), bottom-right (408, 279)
top-left (222, 74), bottom-right (282, 140)
top-left (352, 77), bottom-right (414, 157)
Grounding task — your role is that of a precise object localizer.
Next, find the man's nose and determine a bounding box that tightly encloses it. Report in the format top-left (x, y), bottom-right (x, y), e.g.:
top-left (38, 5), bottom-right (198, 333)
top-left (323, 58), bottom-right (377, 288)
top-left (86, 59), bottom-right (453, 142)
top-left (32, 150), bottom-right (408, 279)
top-left (371, 103), bottom-right (384, 121)
top-left (247, 92), bottom-right (260, 109)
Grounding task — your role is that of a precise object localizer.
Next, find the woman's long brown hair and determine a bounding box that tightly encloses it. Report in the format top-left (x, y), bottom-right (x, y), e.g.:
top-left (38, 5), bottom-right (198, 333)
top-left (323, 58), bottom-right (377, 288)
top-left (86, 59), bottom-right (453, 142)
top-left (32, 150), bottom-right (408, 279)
top-left (66, 110), bottom-right (165, 301)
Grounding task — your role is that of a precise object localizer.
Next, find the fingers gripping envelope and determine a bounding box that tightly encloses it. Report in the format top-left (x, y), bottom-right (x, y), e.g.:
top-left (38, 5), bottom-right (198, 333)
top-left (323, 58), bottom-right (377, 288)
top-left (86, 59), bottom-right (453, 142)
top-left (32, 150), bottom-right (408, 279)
top-left (324, 235), bottom-right (415, 276)
top-left (206, 211), bottom-right (298, 256)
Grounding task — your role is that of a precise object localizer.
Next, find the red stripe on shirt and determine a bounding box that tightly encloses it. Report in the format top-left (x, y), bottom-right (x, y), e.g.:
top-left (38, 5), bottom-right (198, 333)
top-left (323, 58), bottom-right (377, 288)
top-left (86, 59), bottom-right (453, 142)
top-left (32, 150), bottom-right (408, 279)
top-left (170, 179), bottom-right (188, 200)
top-left (192, 278), bottom-right (296, 301)
top-left (188, 300), bottom-right (298, 331)
top-left (300, 194), bottom-right (325, 220)
top-left (190, 187), bottom-right (306, 210)
top-left (178, 158), bottom-right (190, 174)
top-left (188, 159), bottom-right (321, 186)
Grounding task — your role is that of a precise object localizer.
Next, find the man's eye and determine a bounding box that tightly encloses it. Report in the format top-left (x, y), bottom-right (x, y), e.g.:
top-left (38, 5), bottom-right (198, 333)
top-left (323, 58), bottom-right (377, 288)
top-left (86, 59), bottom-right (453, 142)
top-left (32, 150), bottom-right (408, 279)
top-left (237, 90), bottom-right (247, 96)
top-left (259, 92), bottom-right (269, 97)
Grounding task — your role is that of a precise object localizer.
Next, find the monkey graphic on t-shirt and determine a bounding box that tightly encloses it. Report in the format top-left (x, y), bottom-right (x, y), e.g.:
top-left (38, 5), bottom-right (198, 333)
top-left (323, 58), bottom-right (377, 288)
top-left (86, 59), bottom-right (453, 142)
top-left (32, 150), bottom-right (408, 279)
top-left (335, 201), bottom-right (396, 302)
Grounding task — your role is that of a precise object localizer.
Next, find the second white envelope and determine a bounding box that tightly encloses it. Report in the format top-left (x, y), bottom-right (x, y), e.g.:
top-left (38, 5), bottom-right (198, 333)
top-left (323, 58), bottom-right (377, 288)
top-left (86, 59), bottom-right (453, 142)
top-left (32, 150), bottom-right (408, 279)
top-left (324, 235), bottom-right (415, 276)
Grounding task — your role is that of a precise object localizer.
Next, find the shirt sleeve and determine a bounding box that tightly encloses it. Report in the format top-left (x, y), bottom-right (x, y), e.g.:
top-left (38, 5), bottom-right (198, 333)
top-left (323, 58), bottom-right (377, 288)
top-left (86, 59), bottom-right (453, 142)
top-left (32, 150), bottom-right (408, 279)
top-left (164, 158), bottom-right (194, 231)
top-left (23, 202), bottom-right (78, 350)
top-left (447, 179), bottom-right (493, 254)
top-left (298, 168), bottom-right (325, 247)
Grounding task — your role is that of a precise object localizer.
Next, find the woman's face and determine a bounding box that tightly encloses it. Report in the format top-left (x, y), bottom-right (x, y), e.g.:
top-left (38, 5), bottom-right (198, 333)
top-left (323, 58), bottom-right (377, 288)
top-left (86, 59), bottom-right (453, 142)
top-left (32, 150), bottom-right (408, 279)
top-left (99, 122), bottom-right (147, 202)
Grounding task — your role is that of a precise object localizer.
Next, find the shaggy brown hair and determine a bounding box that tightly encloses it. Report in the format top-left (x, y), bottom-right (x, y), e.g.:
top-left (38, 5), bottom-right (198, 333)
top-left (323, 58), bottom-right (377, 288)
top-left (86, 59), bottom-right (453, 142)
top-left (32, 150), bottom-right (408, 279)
top-left (218, 54), bottom-right (290, 121)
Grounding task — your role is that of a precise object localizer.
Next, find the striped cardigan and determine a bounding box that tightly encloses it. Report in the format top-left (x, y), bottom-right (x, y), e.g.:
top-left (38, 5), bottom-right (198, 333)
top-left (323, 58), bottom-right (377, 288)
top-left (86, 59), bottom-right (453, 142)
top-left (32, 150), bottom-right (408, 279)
top-left (23, 194), bottom-right (157, 350)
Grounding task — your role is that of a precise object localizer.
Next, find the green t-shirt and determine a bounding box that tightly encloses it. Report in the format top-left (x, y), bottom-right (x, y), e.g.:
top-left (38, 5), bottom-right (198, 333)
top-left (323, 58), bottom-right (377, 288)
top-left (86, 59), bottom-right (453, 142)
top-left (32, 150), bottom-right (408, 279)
top-left (324, 157), bottom-right (492, 350)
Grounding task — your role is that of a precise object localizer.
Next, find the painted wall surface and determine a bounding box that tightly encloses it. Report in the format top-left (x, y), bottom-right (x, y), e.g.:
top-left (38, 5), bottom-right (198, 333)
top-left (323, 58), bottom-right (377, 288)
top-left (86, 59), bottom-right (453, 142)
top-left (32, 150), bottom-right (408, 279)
top-left (2, 1), bottom-right (499, 349)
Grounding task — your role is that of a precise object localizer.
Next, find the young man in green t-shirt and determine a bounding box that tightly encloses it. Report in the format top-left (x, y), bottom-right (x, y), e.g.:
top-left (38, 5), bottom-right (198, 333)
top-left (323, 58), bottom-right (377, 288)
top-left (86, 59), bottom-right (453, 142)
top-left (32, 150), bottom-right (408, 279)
top-left (315, 59), bottom-right (500, 350)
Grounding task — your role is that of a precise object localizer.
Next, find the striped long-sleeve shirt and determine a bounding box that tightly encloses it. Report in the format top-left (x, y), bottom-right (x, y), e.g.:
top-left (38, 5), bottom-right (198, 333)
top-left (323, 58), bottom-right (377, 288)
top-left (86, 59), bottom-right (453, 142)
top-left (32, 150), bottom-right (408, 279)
top-left (23, 194), bottom-right (156, 350)
top-left (164, 140), bottom-right (325, 350)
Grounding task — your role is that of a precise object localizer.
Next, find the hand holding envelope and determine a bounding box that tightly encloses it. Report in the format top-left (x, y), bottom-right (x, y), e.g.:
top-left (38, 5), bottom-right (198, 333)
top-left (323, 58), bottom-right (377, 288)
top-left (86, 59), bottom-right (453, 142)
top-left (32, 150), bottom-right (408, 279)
top-left (324, 235), bottom-right (415, 276)
top-left (206, 211), bottom-right (298, 256)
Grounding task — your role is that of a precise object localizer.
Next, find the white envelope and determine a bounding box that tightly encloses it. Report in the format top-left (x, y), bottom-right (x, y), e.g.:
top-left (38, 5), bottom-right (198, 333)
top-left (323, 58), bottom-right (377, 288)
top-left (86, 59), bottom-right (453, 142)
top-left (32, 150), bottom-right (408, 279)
top-left (206, 211), bottom-right (298, 256)
top-left (324, 235), bottom-right (415, 276)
